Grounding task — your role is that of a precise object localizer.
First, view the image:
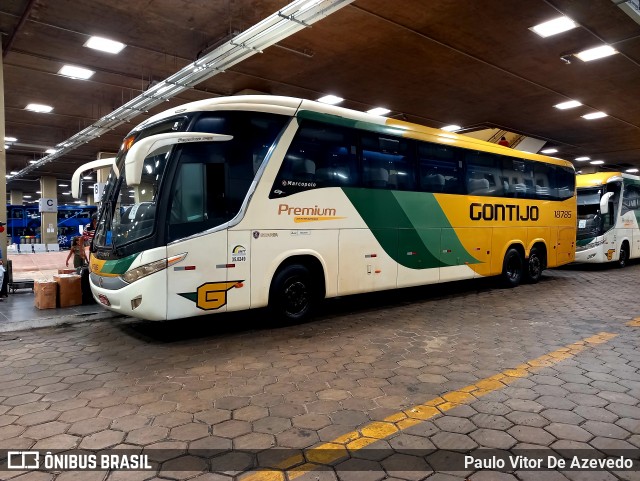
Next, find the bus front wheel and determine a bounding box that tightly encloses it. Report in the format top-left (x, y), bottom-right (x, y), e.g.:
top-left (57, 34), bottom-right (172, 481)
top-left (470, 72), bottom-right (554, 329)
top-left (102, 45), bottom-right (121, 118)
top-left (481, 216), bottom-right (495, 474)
top-left (501, 248), bottom-right (523, 288)
top-left (270, 264), bottom-right (316, 323)
top-left (618, 243), bottom-right (629, 268)
top-left (525, 247), bottom-right (543, 284)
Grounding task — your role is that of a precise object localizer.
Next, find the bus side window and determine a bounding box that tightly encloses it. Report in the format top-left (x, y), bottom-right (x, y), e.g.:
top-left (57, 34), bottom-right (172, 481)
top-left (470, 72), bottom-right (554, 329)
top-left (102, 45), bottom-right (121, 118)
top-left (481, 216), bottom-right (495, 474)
top-left (417, 143), bottom-right (462, 193)
top-left (271, 121), bottom-right (358, 198)
top-left (465, 152), bottom-right (501, 196)
top-left (361, 133), bottom-right (416, 191)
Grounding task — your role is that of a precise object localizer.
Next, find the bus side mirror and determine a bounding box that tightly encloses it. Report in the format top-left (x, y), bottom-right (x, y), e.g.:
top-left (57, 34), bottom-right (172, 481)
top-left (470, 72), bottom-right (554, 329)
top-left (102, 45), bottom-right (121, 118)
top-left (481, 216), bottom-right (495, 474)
top-left (124, 132), bottom-right (232, 186)
top-left (600, 191), bottom-right (614, 215)
top-left (71, 158), bottom-right (118, 199)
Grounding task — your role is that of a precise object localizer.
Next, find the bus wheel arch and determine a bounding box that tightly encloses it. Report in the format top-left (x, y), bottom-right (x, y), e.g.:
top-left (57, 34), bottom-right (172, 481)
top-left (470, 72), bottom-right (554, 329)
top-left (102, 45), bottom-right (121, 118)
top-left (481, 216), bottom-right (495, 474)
top-left (500, 244), bottom-right (525, 288)
top-left (618, 241), bottom-right (630, 268)
top-left (269, 255), bottom-right (326, 323)
top-left (525, 242), bottom-right (547, 284)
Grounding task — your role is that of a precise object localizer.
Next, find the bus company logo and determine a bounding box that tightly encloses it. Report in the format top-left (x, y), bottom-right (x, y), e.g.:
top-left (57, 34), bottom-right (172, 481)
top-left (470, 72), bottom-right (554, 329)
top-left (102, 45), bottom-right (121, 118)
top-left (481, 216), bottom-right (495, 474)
top-left (178, 281), bottom-right (244, 311)
top-left (606, 249), bottom-right (616, 261)
top-left (278, 203), bottom-right (346, 223)
top-left (231, 245), bottom-right (246, 262)
top-left (282, 180), bottom-right (317, 188)
top-left (470, 203), bottom-right (540, 222)
top-left (253, 231), bottom-right (278, 239)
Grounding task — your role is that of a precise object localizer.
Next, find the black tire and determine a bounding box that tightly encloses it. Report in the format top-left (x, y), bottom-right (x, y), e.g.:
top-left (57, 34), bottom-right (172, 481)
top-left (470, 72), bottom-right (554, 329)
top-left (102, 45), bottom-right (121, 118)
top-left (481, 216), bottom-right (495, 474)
top-left (270, 265), bottom-right (316, 323)
top-left (524, 247), bottom-right (544, 284)
top-left (618, 243), bottom-right (629, 268)
top-left (501, 248), bottom-right (523, 288)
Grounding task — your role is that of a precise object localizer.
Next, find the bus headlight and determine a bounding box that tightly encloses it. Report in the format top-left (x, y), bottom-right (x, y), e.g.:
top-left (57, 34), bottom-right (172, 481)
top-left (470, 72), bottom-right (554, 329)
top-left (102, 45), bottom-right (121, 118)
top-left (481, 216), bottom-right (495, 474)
top-left (121, 253), bottom-right (187, 284)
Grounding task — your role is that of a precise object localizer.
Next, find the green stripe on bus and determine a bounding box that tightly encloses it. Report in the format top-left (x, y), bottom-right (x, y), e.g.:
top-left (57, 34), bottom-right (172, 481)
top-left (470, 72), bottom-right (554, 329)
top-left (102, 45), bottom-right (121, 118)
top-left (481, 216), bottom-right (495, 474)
top-left (576, 238), bottom-right (594, 247)
top-left (341, 188), bottom-right (478, 269)
top-left (100, 253), bottom-right (138, 274)
top-left (297, 110), bottom-right (401, 136)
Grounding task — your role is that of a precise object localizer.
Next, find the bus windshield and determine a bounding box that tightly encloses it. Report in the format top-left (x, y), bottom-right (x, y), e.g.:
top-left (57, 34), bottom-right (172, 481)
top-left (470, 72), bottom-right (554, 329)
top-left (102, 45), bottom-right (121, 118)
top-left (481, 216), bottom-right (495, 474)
top-left (577, 187), bottom-right (603, 240)
top-left (93, 111), bottom-right (289, 255)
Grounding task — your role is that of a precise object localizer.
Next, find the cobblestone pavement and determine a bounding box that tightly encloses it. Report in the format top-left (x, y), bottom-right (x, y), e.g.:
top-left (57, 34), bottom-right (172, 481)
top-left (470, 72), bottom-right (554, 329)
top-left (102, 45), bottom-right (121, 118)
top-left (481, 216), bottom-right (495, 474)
top-left (1, 263), bottom-right (640, 480)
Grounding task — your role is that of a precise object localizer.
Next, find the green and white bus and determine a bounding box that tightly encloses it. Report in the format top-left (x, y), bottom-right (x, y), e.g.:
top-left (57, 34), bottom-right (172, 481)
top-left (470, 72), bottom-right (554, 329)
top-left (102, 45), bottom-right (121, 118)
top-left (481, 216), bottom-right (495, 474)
top-left (80, 96), bottom-right (576, 321)
top-left (576, 172), bottom-right (640, 267)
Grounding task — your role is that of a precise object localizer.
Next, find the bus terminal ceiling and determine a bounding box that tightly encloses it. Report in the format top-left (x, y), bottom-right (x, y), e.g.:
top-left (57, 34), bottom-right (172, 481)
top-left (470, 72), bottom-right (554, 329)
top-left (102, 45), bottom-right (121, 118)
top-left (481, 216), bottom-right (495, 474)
top-left (3, 0), bottom-right (640, 201)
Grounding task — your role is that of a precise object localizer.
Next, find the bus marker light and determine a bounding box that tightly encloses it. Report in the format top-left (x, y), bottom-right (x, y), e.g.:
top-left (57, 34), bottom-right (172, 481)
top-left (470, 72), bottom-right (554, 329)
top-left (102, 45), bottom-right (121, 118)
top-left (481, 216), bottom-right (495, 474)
top-left (98, 294), bottom-right (110, 306)
top-left (375, 269), bottom-right (382, 274)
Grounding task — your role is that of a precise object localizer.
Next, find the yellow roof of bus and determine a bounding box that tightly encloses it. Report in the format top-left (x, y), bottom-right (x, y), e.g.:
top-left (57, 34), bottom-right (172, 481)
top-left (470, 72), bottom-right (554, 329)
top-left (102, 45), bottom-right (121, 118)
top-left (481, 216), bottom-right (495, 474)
top-left (576, 172), bottom-right (623, 188)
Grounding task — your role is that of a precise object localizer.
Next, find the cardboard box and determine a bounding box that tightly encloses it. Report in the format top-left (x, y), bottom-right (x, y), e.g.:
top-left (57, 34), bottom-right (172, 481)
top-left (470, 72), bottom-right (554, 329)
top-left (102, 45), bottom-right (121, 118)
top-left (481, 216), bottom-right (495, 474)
top-left (53, 274), bottom-right (82, 308)
top-left (58, 268), bottom-right (76, 275)
top-left (34, 280), bottom-right (57, 309)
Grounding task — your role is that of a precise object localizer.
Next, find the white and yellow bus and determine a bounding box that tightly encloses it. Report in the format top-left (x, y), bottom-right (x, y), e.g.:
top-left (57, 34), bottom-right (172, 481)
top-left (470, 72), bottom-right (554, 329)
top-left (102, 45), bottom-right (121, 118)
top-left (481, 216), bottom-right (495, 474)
top-left (77, 96), bottom-right (576, 321)
top-left (576, 172), bottom-right (640, 267)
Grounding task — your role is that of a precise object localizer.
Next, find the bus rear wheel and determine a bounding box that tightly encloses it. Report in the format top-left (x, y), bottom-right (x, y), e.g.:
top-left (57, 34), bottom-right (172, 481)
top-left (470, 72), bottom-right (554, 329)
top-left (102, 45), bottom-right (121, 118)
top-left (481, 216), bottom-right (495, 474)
top-left (525, 247), bottom-right (544, 284)
top-left (501, 248), bottom-right (523, 288)
top-left (270, 264), bottom-right (316, 323)
top-left (618, 243), bottom-right (629, 268)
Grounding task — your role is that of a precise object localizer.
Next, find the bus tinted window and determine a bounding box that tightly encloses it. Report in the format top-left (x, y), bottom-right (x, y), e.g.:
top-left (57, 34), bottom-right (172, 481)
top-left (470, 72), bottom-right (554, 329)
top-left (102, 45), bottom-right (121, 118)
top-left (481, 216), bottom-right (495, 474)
top-left (361, 133), bottom-right (416, 190)
top-left (418, 143), bottom-right (463, 194)
top-left (272, 120), bottom-right (358, 198)
top-left (466, 151), bottom-right (503, 196)
top-left (501, 157), bottom-right (535, 198)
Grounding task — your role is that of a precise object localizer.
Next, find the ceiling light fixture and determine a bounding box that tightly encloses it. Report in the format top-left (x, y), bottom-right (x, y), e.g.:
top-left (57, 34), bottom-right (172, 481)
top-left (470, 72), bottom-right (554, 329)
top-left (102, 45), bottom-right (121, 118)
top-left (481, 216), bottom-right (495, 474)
top-left (5, 136), bottom-right (17, 142)
top-left (4, 145), bottom-right (9, 150)
top-left (45, 148), bottom-right (56, 154)
top-left (84, 36), bottom-right (126, 54)
top-left (367, 107), bottom-right (390, 116)
top-left (590, 160), bottom-right (605, 165)
top-left (582, 112), bottom-right (607, 120)
top-left (530, 16), bottom-right (578, 38)
top-left (29, 160), bottom-right (38, 164)
top-left (317, 95), bottom-right (343, 105)
top-left (25, 103), bottom-right (53, 113)
top-left (10, 171), bottom-right (18, 175)
top-left (575, 45), bottom-right (617, 62)
top-left (441, 125), bottom-right (462, 132)
top-left (575, 156), bottom-right (590, 161)
top-left (626, 168), bottom-right (639, 173)
top-left (541, 148), bottom-right (558, 154)
top-left (58, 184), bottom-right (69, 187)
top-left (554, 100), bottom-right (582, 110)
top-left (59, 65), bottom-right (95, 80)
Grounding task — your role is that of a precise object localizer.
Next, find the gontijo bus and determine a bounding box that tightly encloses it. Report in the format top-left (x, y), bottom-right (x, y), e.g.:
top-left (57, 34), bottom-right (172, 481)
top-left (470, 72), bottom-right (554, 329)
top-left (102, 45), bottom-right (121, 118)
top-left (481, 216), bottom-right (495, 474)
top-left (576, 172), bottom-right (640, 267)
top-left (75, 95), bottom-right (576, 321)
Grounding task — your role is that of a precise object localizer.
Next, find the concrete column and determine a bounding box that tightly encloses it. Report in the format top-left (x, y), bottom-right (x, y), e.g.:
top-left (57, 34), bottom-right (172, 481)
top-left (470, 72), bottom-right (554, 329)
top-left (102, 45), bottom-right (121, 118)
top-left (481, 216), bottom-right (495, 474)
top-left (96, 166), bottom-right (110, 184)
top-left (87, 193), bottom-right (95, 206)
top-left (0, 42), bottom-right (7, 261)
top-left (40, 176), bottom-right (58, 246)
top-left (10, 190), bottom-right (23, 205)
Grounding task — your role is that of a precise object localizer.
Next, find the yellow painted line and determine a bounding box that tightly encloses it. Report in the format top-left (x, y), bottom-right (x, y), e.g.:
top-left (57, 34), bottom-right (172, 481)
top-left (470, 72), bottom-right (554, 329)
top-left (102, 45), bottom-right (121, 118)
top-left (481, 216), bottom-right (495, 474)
top-left (626, 317), bottom-right (640, 327)
top-left (240, 332), bottom-right (617, 481)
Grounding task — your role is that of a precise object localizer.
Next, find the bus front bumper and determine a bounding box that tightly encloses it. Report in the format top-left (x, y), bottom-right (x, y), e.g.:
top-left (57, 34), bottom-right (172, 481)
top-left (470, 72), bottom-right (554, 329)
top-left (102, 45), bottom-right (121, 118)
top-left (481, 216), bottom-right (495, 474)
top-left (90, 274), bottom-right (167, 321)
top-left (574, 245), bottom-right (609, 264)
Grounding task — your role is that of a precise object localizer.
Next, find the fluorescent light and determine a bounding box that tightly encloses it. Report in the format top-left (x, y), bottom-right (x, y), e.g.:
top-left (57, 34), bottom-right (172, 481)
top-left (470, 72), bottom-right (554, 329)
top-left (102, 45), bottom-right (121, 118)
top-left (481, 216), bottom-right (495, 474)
top-left (575, 156), bottom-right (590, 161)
top-left (83, 176), bottom-right (93, 180)
top-left (29, 160), bottom-right (38, 164)
top-left (317, 95), bottom-right (343, 105)
top-left (63, 192), bottom-right (72, 195)
top-left (84, 36), bottom-right (126, 54)
top-left (626, 168), bottom-right (639, 173)
top-left (4, 145), bottom-right (8, 150)
top-left (36, 191), bottom-right (41, 194)
top-left (58, 184), bottom-right (69, 187)
top-left (582, 112), bottom-right (607, 120)
top-left (10, 171), bottom-right (18, 175)
top-left (590, 160), bottom-right (605, 165)
top-left (575, 45), bottom-right (617, 62)
top-left (541, 148), bottom-right (558, 154)
top-left (441, 125), bottom-right (462, 132)
top-left (45, 148), bottom-right (56, 154)
top-left (23, 195), bottom-right (31, 199)
top-left (5, 136), bottom-right (17, 142)
top-left (530, 16), bottom-right (578, 38)
top-left (26, 103), bottom-right (53, 113)
top-left (59, 65), bottom-right (95, 80)
top-left (554, 100), bottom-right (582, 110)
top-left (367, 107), bottom-right (390, 116)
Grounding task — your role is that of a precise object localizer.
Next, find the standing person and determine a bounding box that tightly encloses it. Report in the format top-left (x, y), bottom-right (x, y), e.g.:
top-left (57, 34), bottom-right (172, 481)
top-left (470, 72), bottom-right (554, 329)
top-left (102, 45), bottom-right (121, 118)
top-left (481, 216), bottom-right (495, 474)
top-left (0, 260), bottom-right (5, 302)
top-left (498, 136), bottom-right (510, 147)
top-left (66, 237), bottom-right (88, 274)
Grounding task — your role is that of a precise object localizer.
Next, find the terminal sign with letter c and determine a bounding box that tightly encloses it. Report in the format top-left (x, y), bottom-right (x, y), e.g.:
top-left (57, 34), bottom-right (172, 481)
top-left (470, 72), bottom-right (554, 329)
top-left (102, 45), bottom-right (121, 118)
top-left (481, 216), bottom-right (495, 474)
top-left (39, 198), bottom-right (58, 213)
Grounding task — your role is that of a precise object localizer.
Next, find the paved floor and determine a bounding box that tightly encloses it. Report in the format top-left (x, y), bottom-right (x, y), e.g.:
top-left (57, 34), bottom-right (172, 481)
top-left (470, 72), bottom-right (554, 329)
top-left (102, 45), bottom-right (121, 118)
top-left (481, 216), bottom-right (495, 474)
top-left (1, 263), bottom-right (640, 480)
